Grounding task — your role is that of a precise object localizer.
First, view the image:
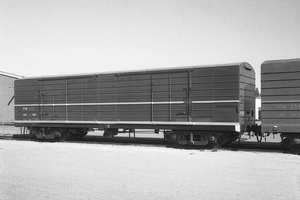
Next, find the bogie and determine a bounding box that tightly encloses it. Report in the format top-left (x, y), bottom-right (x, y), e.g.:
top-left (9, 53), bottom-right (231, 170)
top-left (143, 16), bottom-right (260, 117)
top-left (163, 131), bottom-right (236, 147)
top-left (29, 127), bottom-right (88, 141)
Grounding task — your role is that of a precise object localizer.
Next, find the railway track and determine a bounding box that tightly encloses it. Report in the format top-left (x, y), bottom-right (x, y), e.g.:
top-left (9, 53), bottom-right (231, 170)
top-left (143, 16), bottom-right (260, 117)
top-left (1, 133), bottom-right (297, 154)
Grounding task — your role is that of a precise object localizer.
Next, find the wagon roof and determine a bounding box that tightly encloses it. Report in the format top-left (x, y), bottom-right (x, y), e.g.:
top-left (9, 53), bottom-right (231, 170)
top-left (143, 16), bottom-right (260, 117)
top-left (18, 62), bottom-right (252, 80)
top-left (262, 58), bottom-right (300, 65)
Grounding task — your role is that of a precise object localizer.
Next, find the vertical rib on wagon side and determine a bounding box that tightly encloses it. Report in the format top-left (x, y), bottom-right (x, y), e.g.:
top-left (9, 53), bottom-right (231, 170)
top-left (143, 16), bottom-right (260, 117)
top-left (14, 63), bottom-right (255, 146)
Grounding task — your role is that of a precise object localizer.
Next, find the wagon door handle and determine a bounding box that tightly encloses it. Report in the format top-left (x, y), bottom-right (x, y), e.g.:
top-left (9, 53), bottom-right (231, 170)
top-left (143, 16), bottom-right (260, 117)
top-left (183, 87), bottom-right (192, 114)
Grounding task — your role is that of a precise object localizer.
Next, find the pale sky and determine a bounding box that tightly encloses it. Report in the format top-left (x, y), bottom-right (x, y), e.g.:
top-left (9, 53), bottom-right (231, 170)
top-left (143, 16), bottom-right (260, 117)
top-left (1, 0), bottom-right (300, 89)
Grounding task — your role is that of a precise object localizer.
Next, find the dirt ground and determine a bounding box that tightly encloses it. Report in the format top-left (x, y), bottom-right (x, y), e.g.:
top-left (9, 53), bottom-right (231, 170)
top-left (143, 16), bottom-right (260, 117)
top-left (0, 140), bottom-right (299, 200)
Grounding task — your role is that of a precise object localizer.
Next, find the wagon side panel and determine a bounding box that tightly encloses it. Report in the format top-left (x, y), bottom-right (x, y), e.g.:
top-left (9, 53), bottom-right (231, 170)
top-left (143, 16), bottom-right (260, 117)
top-left (261, 59), bottom-right (300, 133)
top-left (191, 65), bottom-right (240, 123)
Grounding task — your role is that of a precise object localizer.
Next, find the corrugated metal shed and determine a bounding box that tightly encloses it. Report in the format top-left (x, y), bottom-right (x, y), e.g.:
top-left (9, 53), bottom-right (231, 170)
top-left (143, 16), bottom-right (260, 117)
top-left (0, 71), bottom-right (22, 123)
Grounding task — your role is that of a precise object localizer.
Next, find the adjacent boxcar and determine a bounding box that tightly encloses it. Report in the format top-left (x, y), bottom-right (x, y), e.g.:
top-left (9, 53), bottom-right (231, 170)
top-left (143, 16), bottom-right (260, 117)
top-left (261, 58), bottom-right (300, 148)
top-left (14, 63), bottom-right (255, 146)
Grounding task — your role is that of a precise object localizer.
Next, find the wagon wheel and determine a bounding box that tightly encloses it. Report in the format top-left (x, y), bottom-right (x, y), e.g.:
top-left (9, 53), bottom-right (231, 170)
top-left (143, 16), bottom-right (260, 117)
top-left (56, 131), bottom-right (70, 142)
top-left (71, 133), bottom-right (87, 140)
top-left (256, 133), bottom-right (263, 142)
top-left (282, 137), bottom-right (292, 148)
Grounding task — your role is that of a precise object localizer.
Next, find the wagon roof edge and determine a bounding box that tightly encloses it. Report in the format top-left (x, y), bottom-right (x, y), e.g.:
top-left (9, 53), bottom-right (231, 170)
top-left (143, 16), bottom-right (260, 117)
top-left (261, 58), bottom-right (300, 66)
top-left (17, 62), bottom-right (251, 80)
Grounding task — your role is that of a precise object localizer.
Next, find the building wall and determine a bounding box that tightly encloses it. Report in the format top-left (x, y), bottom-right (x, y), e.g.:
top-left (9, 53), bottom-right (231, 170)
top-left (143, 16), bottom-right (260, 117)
top-left (0, 75), bottom-right (17, 123)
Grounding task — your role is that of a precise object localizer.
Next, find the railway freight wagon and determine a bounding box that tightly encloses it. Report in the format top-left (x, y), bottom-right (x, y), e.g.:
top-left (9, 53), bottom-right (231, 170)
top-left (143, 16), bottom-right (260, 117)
top-left (14, 63), bottom-right (255, 146)
top-left (260, 59), bottom-right (300, 149)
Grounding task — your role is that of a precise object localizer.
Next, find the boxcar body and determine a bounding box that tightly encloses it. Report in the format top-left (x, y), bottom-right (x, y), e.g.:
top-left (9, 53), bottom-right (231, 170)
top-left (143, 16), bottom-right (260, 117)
top-left (261, 58), bottom-right (300, 147)
top-left (14, 63), bottom-right (255, 145)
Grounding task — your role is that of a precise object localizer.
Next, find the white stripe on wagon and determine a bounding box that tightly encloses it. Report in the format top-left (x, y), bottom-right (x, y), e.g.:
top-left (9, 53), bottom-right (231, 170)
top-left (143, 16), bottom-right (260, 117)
top-left (15, 100), bottom-right (239, 107)
top-left (14, 120), bottom-right (239, 126)
top-left (192, 100), bottom-right (239, 104)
